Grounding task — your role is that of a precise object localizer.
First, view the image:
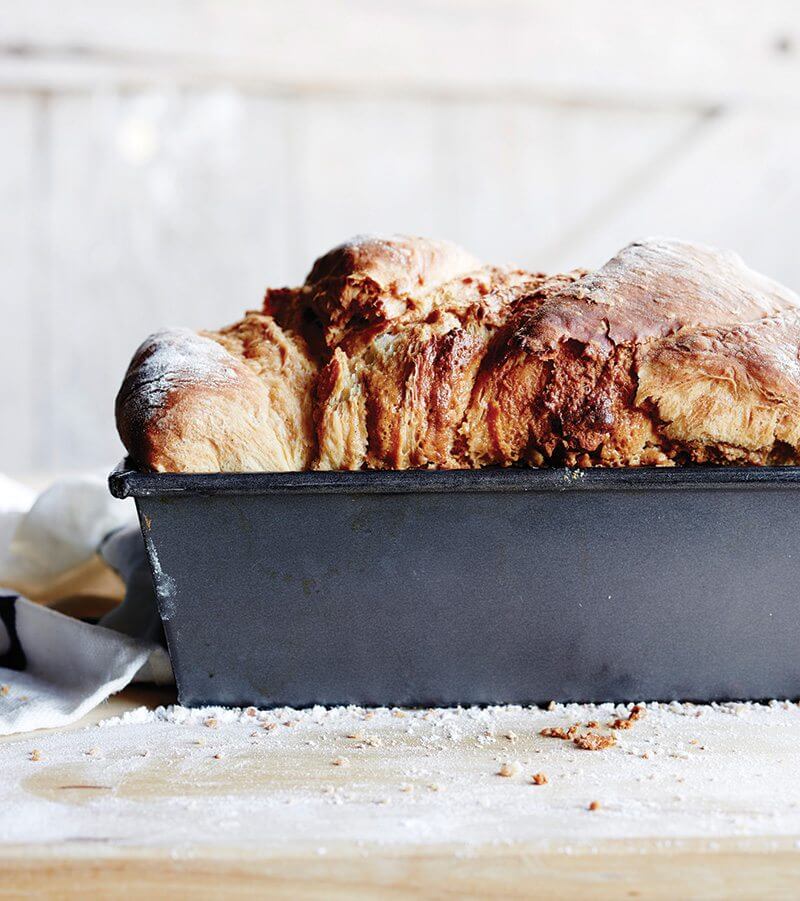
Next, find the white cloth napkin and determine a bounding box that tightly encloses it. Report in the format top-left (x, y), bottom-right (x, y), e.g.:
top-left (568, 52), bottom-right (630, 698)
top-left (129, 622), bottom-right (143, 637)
top-left (0, 474), bottom-right (172, 736)
top-left (0, 592), bottom-right (153, 735)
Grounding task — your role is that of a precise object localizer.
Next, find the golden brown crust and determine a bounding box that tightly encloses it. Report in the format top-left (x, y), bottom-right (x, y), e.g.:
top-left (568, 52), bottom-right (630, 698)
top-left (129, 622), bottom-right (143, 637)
top-left (315, 316), bottom-right (487, 471)
top-left (637, 309), bottom-right (800, 464)
top-left (313, 347), bottom-right (369, 471)
top-left (116, 314), bottom-right (318, 472)
top-left (462, 239), bottom-right (800, 467)
top-left (295, 234), bottom-right (484, 348)
top-left (314, 264), bottom-right (562, 470)
top-left (117, 234), bottom-right (800, 473)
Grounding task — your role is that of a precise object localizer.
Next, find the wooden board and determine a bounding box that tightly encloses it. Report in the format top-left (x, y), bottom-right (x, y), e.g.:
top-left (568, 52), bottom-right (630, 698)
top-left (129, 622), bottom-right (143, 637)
top-left (1, 0), bottom-right (799, 108)
top-left (1, 839), bottom-right (800, 899)
top-left (0, 96), bottom-right (38, 473)
top-left (44, 92), bottom-right (294, 468)
top-left (2, 689), bottom-right (800, 898)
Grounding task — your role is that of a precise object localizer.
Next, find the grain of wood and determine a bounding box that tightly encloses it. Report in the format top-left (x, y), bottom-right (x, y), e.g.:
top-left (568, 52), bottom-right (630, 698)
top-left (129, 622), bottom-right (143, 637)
top-left (291, 98), bottom-right (441, 267)
top-left (2, 842), bottom-right (800, 899)
top-left (45, 91), bottom-right (294, 468)
top-left (560, 111), bottom-right (800, 286)
top-left (437, 100), bottom-right (696, 271)
top-left (0, 0), bottom-right (799, 109)
top-left (0, 96), bottom-right (38, 473)
top-left (2, 692), bottom-right (800, 897)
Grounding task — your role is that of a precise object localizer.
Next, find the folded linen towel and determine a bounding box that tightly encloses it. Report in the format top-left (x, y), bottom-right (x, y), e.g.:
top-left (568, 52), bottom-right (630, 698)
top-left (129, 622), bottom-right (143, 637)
top-left (0, 474), bottom-right (171, 735)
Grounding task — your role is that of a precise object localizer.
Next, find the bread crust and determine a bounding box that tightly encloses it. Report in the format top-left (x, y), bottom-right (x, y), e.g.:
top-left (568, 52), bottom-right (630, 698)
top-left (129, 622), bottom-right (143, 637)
top-left (314, 265), bottom-right (575, 470)
top-left (116, 315), bottom-right (317, 472)
top-left (300, 234), bottom-right (483, 347)
top-left (462, 239), bottom-right (800, 467)
top-left (116, 235), bottom-right (800, 472)
top-left (637, 309), bottom-right (800, 463)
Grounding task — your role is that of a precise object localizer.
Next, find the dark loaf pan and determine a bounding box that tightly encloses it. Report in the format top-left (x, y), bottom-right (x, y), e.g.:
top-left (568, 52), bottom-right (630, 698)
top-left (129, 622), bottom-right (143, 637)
top-left (110, 462), bottom-right (800, 707)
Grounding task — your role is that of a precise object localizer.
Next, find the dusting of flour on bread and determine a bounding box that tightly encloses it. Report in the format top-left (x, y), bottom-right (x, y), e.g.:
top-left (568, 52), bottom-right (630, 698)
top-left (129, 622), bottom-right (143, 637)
top-left (117, 328), bottom-right (238, 420)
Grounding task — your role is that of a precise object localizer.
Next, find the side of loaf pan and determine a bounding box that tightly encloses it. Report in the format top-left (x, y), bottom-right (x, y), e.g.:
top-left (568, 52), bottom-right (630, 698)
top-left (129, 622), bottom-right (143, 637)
top-left (109, 463), bottom-right (800, 707)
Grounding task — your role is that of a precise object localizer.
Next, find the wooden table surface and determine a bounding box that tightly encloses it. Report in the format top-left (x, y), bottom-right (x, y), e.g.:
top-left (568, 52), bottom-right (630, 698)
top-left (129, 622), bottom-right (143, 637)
top-left (1, 688), bottom-right (800, 899)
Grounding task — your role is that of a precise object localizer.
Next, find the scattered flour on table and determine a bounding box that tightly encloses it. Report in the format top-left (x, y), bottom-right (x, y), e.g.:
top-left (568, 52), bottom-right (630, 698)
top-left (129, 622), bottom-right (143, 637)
top-left (2, 700), bottom-right (800, 851)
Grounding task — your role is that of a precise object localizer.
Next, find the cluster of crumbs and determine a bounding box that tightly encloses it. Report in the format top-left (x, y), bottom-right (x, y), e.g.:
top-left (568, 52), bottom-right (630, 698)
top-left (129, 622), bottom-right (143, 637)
top-left (1, 700), bottom-right (800, 851)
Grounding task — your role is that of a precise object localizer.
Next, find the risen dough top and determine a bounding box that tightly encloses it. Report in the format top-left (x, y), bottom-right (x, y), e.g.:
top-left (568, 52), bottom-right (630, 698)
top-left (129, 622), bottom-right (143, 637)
top-left (116, 235), bottom-right (800, 472)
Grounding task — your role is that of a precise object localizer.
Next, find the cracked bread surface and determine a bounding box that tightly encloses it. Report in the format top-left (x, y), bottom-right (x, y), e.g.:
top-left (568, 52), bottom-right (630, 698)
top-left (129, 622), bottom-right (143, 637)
top-left (116, 234), bottom-right (800, 472)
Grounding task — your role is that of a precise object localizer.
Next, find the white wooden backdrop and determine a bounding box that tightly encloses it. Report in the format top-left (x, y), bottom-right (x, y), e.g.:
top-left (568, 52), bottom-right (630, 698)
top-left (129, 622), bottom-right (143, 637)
top-left (2, 0), bottom-right (800, 475)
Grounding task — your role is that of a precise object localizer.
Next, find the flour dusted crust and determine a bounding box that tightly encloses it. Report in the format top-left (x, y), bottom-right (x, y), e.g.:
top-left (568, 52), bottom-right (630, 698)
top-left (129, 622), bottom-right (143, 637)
top-left (116, 315), bottom-right (317, 472)
top-left (116, 235), bottom-right (800, 472)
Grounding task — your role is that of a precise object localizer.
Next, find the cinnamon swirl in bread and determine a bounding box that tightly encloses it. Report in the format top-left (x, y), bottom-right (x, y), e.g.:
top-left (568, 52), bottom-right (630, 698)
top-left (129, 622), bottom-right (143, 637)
top-left (116, 235), bottom-right (800, 472)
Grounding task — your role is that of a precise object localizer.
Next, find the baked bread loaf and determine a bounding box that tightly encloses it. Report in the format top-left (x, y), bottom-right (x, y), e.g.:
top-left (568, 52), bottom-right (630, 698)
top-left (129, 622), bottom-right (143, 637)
top-left (116, 235), bottom-right (800, 472)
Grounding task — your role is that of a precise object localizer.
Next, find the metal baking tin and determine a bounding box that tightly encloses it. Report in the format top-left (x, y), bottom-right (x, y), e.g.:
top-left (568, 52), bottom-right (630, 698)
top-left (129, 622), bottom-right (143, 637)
top-left (110, 463), bottom-right (800, 707)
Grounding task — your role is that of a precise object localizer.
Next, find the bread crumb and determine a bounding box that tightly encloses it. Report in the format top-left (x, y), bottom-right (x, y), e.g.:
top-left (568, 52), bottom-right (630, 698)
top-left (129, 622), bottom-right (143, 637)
top-left (204, 716), bottom-right (218, 729)
top-left (588, 800), bottom-right (601, 811)
top-left (531, 772), bottom-right (548, 785)
top-left (400, 784), bottom-right (413, 793)
top-left (363, 711), bottom-right (376, 720)
top-left (346, 732), bottom-right (363, 741)
top-left (29, 749), bottom-right (41, 762)
top-left (574, 732), bottom-right (617, 751)
top-left (332, 756), bottom-right (350, 767)
top-left (212, 752), bottom-right (223, 760)
top-left (586, 720), bottom-right (599, 728)
top-left (505, 730), bottom-right (518, 742)
top-left (283, 720), bottom-right (296, 727)
top-left (84, 747), bottom-right (101, 757)
top-left (392, 710), bottom-right (406, 718)
top-left (427, 783), bottom-right (441, 792)
top-left (540, 725), bottom-right (579, 740)
top-left (262, 722), bottom-right (277, 731)
top-left (610, 705), bottom-right (646, 731)
top-left (547, 701), bottom-right (556, 711)
top-left (497, 761), bottom-right (521, 777)
top-left (245, 707), bottom-right (258, 717)
top-left (609, 717), bottom-right (635, 730)
top-left (0, 684), bottom-right (9, 697)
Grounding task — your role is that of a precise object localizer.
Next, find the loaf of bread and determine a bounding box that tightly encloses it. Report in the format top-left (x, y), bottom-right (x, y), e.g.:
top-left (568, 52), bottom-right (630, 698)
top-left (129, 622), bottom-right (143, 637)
top-left (116, 235), bottom-right (800, 472)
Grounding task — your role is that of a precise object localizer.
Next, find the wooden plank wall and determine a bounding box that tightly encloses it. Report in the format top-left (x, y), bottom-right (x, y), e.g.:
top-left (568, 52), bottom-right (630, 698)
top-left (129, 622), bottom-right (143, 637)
top-left (1, 0), bottom-right (799, 474)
